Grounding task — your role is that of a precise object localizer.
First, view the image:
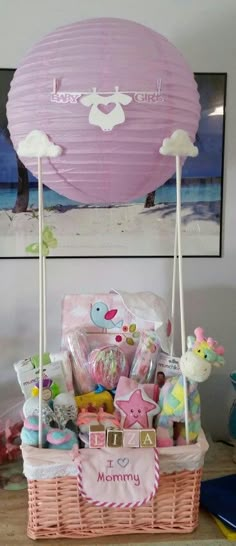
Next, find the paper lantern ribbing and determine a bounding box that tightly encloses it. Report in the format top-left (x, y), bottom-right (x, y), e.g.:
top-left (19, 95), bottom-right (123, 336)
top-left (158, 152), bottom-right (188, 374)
top-left (7, 18), bottom-right (200, 204)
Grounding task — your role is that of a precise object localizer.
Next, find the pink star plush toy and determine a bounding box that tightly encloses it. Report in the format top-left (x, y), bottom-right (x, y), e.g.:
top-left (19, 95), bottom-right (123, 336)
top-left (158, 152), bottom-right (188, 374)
top-left (115, 387), bottom-right (160, 429)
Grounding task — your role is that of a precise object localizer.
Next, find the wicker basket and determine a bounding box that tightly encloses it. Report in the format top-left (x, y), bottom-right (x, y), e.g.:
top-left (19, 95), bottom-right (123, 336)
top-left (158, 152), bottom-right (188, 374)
top-left (23, 431), bottom-right (208, 540)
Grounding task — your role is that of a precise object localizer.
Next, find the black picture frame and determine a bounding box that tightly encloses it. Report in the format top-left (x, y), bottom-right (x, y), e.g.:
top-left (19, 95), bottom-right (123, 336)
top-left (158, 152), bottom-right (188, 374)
top-left (0, 70), bottom-right (227, 259)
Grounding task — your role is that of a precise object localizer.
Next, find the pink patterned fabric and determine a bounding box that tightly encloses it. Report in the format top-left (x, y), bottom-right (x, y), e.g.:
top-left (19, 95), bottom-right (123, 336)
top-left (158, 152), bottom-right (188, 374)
top-left (115, 376), bottom-right (159, 403)
top-left (7, 18), bottom-right (200, 204)
top-left (61, 292), bottom-right (170, 358)
top-left (77, 447), bottom-right (159, 507)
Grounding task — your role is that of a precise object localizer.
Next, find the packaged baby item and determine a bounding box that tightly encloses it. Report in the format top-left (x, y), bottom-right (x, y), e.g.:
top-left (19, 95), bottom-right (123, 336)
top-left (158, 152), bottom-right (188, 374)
top-left (14, 351), bottom-right (73, 399)
top-left (75, 390), bottom-right (114, 413)
top-left (64, 328), bottom-right (95, 394)
top-left (49, 352), bottom-right (74, 394)
top-left (15, 360), bottom-right (67, 400)
top-left (61, 292), bottom-right (171, 367)
top-left (130, 330), bottom-right (161, 383)
top-left (30, 351), bottom-right (73, 393)
top-left (88, 345), bottom-right (129, 390)
top-left (154, 352), bottom-right (181, 388)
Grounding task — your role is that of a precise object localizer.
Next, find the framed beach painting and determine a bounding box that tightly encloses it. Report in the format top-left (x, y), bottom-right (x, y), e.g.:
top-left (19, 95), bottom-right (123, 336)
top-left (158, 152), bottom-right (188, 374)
top-left (0, 71), bottom-right (226, 258)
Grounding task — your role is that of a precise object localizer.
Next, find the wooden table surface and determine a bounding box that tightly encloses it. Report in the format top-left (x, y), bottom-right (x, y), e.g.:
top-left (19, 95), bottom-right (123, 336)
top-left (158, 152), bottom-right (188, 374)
top-left (0, 440), bottom-right (235, 546)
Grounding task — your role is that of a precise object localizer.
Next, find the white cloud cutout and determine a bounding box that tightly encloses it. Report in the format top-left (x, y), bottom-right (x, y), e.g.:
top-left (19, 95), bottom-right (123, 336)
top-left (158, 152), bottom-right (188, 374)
top-left (17, 130), bottom-right (62, 158)
top-left (159, 129), bottom-right (198, 157)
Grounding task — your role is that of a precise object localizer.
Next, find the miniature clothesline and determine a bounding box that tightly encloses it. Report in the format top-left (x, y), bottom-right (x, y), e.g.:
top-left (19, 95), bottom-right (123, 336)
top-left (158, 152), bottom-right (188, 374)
top-left (52, 78), bottom-right (163, 96)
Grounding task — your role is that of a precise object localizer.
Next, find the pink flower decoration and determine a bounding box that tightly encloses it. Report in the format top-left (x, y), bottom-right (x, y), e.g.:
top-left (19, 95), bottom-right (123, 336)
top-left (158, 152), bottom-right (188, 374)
top-left (115, 335), bottom-right (122, 343)
top-left (122, 326), bottom-right (129, 332)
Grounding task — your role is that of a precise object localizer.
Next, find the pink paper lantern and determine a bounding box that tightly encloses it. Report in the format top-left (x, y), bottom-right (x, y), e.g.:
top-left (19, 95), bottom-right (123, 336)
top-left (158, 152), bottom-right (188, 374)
top-left (7, 18), bottom-right (200, 204)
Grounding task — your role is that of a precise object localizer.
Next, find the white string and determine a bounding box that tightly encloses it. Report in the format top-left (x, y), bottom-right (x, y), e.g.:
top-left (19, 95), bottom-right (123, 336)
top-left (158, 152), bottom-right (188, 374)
top-left (170, 221), bottom-right (178, 357)
top-left (39, 177), bottom-right (47, 353)
top-left (38, 156), bottom-right (44, 449)
top-left (43, 258), bottom-right (47, 353)
top-left (176, 155), bottom-right (189, 445)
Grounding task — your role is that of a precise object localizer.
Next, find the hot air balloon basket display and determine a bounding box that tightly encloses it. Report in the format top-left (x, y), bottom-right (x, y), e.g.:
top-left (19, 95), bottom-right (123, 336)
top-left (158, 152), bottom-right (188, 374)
top-left (7, 17), bottom-right (225, 540)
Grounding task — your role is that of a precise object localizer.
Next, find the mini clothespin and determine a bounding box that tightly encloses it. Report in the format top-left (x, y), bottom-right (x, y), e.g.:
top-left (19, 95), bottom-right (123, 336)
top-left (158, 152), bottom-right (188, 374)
top-left (157, 79), bottom-right (162, 95)
top-left (53, 78), bottom-right (58, 94)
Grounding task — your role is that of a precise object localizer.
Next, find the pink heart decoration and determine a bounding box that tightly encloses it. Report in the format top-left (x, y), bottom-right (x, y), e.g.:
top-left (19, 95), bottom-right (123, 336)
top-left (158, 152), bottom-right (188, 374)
top-left (97, 103), bottom-right (116, 114)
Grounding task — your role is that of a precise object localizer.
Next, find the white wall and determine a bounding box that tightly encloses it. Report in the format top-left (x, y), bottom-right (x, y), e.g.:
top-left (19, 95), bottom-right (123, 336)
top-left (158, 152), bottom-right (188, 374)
top-left (1, 0), bottom-right (236, 439)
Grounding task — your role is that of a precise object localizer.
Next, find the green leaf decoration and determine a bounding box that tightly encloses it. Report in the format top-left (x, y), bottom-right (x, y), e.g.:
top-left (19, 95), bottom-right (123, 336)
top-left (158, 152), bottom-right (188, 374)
top-left (43, 226), bottom-right (58, 249)
top-left (126, 337), bottom-right (134, 346)
top-left (31, 352), bottom-right (51, 368)
top-left (26, 242), bottom-right (40, 255)
top-left (51, 383), bottom-right (60, 399)
top-left (25, 225), bottom-right (58, 257)
top-left (129, 323), bottom-right (136, 333)
top-left (132, 331), bottom-right (140, 338)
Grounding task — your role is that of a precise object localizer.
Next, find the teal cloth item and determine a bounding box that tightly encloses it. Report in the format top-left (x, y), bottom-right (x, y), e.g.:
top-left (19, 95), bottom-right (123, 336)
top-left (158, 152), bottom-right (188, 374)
top-left (21, 426), bottom-right (48, 447)
top-left (47, 428), bottom-right (78, 450)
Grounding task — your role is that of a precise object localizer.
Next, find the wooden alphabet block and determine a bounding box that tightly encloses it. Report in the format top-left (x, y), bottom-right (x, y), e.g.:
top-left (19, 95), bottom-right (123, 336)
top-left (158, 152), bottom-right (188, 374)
top-left (90, 424), bottom-right (105, 432)
top-left (107, 430), bottom-right (123, 448)
top-left (140, 429), bottom-right (156, 448)
top-left (123, 429), bottom-right (140, 448)
top-left (89, 430), bottom-right (106, 448)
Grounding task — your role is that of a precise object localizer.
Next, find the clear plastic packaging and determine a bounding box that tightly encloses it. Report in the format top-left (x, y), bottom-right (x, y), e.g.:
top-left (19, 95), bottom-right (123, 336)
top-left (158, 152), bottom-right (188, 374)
top-left (88, 345), bottom-right (129, 390)
top-left (130, 330), bottom-right (161, 383)
top-left (64, 329), bottom-right (95, 394)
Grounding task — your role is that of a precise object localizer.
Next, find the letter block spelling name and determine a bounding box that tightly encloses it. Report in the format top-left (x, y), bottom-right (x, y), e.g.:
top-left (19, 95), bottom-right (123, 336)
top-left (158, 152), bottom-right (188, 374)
top-left (89, 430), bottom-right (106, 448)
top-left (123, 429), bottom-right (140, 448)
top-left (107, 430), bottom-right (123, 448)
top-left (88, 427), bottom-right (156, 448)
top-left (140, 429), bottom-right (156, 448)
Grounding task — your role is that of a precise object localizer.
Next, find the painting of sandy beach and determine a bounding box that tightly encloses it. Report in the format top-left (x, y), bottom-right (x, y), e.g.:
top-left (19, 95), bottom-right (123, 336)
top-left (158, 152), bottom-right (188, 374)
top-left (0, 72), bottom-right (226, 258)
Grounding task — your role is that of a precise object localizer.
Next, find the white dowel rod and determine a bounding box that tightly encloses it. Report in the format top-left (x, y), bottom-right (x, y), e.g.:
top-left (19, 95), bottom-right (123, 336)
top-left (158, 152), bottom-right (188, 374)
top-left (40, 176), bottom-right (47, 353)
top-left (170, 221), bottom-right (178, 357)
top-left (43, 257), bottom-right (47, 353)
top-left (176, 155), bottom-right (189, 445)
top-left (38, 156), bottom-right (44, 449)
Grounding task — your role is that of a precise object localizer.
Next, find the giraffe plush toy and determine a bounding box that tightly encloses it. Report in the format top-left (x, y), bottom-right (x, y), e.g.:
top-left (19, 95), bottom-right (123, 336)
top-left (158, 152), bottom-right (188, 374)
top-left (156, 327), bottom-right (225, 447)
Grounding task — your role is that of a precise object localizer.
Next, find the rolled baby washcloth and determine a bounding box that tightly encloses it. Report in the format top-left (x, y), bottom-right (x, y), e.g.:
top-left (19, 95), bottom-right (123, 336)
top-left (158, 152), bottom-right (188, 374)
top-left (21, 415), bottom-right (48, 447)
top-left (47, 428), bottom-right (78, 450)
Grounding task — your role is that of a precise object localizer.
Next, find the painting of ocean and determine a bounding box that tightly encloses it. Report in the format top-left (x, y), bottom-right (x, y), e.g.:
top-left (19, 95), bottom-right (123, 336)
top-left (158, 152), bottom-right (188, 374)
top-left (0, 72), bottom-right (226, 257)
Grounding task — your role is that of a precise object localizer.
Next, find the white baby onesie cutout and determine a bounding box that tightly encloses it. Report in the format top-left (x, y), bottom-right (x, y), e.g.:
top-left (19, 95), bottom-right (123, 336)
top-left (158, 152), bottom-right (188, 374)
top-left (80, 91), bottom-right (132, 131)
